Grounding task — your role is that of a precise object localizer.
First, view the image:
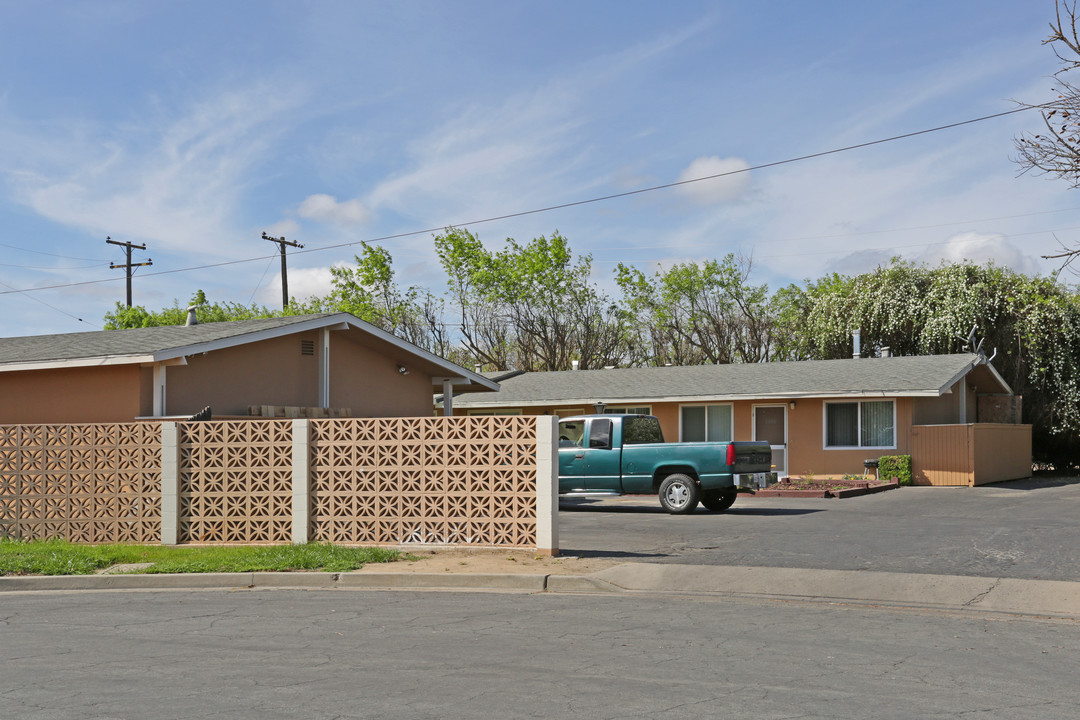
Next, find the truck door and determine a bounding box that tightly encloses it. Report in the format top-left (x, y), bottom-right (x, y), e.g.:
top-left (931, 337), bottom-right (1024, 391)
top-left (583, 418), bottom-right (621, 492)
top-left (557, 420), bottom-right (587, 492)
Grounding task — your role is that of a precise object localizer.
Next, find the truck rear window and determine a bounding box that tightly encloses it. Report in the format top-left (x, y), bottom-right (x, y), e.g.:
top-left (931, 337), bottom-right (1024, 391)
top-left (623, 416), bottom-right (664, 444)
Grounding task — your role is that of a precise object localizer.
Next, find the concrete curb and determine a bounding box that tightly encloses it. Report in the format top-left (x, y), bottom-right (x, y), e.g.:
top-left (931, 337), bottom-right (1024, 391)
top-left (0, 571), bottom-right (553, 594)
top-left (2, 564), bottom-right (1078, 618)
top-left (590, 563), bottom-right (1080, 617)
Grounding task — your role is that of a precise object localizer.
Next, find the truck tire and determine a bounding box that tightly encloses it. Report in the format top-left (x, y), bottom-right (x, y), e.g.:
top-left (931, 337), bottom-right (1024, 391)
top-left (658, 474), bottom-right (701, 514)
top-left (701, 488), bottom-right (737, 512)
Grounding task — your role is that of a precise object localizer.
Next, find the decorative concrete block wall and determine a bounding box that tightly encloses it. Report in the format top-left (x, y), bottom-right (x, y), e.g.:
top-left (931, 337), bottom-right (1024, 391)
top-left (4, 416), bottom-right (558, 554)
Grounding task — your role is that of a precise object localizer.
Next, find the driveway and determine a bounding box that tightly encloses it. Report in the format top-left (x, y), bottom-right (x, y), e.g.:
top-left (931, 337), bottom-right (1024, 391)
top-left (558, 476), bottom-right (1080, 581)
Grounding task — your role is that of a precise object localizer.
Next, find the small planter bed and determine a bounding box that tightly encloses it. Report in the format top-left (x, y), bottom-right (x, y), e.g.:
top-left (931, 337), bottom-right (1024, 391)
top-left (753, 477), bottom-right (901, 499)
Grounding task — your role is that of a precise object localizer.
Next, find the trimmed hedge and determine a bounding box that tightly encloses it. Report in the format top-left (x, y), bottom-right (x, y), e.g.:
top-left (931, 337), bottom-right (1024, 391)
top-left (877, 455), bottom-right (912, 486)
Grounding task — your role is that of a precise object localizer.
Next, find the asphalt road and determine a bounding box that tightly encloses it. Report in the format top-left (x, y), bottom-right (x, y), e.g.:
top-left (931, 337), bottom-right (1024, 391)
top-left (3, 589), bottom-right (1078, 720)
top-left (559, 476), bottom-right (1080, 581)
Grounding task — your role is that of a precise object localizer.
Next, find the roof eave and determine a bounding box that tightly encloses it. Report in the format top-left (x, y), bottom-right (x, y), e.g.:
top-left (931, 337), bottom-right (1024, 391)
top-left (0, 354), bottom-right (157, 373)
top-left (452, 389), bottom-right (946, 408)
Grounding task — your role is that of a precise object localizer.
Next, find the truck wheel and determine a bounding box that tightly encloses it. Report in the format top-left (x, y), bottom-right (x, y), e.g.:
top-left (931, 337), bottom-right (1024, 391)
top-left (658, 474), bottom-right (701, 514)
top-left (701, 489), bottom-right (737, 512)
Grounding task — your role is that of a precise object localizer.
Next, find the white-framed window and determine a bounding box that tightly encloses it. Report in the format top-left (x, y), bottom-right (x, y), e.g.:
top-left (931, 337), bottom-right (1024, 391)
top-left (605, 405), bottom-right (651, 415)
top-left (824, 400), bottom-right (895, 449)
top-left (467, 408), bottom-right (523, 416)
top-left (680, 404), bottom-right (733, 442)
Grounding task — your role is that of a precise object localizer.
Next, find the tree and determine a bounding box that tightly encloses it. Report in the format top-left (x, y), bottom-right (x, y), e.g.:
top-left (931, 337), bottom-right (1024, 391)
top-left (300, 243), bottom-right (452, 357)
top-left (615, 255), bottom-right (779, 366)
top-left (103, 290), bottom-right (281, 329)
top-left (1014, 0), bottom-right (1080, 270)
top-left (434, 228), bottom-right (632, 371)
top-left (777, 258), bottom-right (1080, 468)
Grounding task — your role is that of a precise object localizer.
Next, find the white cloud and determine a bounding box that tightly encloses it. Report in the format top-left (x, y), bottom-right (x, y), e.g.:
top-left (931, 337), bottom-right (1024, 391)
top-left (258, 265), bottom-right (338, 307)
top-left (261, 218), bottom-right (302, 239)
top-left (1, 82), bottom-right (305, 259)
top-left (297, 194), bottom-right (370, 226)
top-left (676, 156), bottom-right (752, 205)
top-left (917, 231), bottom-right (1043, 274)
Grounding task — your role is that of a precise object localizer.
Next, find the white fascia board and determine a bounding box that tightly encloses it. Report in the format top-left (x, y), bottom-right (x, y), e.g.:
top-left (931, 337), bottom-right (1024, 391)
top-left (147, 316), bottom-right (350, 362)
top-left (938, 359), bottom-right (979, 397)
top-left (333, 315), bottom-right (500, 391)
top-left (980, 360), bottom-right (1014, 395)
top-left (453, 389), bottom-right (944, 408)
top-left (0, 354), bottom-right (156, 373)
top-left (139, 313), bottom-right (498, 389)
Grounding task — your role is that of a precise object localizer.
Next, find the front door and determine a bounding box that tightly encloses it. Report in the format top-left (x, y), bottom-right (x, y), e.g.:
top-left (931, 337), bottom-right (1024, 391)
top-left (753, 405), bottom-right (787, 477)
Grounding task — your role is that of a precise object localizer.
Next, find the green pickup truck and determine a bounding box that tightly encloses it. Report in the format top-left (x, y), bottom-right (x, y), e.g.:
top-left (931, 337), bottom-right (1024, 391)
top-left (558, 414), bottom-right (773, 514)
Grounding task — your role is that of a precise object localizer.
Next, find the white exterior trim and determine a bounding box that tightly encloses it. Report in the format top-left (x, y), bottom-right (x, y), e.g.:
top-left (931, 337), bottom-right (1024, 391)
top-left (678, 402), bottom-right (734, 442)
top-left (822, 399), bottom-right (898, 451)
top-left (455, 390), bottom-right (945, 410)
top-left (0, 313), bottom-right (498, 391)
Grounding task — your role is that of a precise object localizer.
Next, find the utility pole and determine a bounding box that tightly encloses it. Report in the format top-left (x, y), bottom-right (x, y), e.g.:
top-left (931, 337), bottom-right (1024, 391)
top-left (106, 237), bottom-right (152, 307)
top-left (262, 232), bottom-right (304, 309)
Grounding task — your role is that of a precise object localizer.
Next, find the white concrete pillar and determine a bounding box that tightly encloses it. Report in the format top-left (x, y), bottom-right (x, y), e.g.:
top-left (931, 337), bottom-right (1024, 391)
top-left (442, 378), bottom-right (454, 417)
top-left (153, 364), bottom-right (167, 417)
top-left (319, 328), bottom-right (330, 408)
top-left (160, 422), bottom-right (180, 545)
top-left (534, 415), bottom-right (559, 556)
top-left (292, 419), bottom-right (312, 544)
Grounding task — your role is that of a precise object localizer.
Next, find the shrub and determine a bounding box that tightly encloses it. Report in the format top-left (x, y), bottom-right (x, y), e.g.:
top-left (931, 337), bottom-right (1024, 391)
top-left (877, 455), bottom-right (912, 486)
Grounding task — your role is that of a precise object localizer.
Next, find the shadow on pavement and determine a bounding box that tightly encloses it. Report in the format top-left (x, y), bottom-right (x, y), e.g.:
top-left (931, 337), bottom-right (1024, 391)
top-left (975, 475), bottom-right (1080, 491)
top-left (559, 503), bottom-right (665, 514)
top-left (559, 501), bottom-right (825, 516)
top-left (724, 507), bottom-right (826, 516)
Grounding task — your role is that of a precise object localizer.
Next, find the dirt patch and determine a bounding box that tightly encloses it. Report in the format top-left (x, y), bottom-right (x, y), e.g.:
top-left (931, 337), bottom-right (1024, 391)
top-left (358, 547), bottom-right (622, 576)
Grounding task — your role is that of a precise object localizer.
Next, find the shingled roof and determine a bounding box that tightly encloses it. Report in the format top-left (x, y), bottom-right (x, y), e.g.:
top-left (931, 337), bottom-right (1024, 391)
top-left (450, 354), bottom-right (1011, 407)
top-left (0, 313), bottom-right (497, 392)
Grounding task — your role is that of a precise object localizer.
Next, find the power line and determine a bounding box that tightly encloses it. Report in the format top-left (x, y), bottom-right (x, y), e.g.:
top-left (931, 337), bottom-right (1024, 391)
top-left (0, 105), bottom-right (1043, 298)
top-left (0, 261), bottom-right (103, 270)
top-left (0, 277), bottom-right (87, 325)
top-left (0, 241), bottom-right (108, 262)
top-left (590, 206), bottom-right (1080, 251)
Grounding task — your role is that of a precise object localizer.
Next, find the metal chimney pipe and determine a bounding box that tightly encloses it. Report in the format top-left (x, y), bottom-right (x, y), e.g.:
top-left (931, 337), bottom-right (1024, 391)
top-left (185, 306), bottom-right (199, 326)
top-left (852, 329), bottom-right (861, 358)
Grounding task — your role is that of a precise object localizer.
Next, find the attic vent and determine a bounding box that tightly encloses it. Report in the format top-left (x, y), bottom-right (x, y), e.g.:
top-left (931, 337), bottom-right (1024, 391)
top-left (301, 340), bottom-right (315, 356)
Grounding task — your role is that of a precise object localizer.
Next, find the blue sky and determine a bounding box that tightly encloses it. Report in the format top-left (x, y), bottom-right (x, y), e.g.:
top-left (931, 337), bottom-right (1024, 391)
top-left (0, 0), bottom-right (1074, 337)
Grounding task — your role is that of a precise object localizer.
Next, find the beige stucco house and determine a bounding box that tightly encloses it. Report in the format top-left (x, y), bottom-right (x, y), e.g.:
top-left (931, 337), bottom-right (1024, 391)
top-left (0, 313), bottom-right (497, 424)
top-left (444, 353), bottom-right (1031, 486)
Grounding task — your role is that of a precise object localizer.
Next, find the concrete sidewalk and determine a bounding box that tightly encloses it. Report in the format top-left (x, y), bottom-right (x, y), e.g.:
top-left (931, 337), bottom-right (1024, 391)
top-left (2, 562), bottom-right (1078, 619)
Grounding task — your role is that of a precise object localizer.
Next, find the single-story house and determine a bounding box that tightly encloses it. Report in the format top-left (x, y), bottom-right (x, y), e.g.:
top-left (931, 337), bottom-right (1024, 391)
top-left (0, 313), bottom-right (497, 424)
top-left (443, 353), bottom-right (1032, 486)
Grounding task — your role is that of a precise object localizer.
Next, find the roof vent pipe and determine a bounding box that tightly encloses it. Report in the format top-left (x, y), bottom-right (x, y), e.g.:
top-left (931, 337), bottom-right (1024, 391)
top-left (852, 329), bottom-right (861, 358)
top-left (880, 346), bottom-right (891, 358)
top-left (571, 360), bottom-right (579, 371)
top-left (185, 305), bottom-right (200, 326)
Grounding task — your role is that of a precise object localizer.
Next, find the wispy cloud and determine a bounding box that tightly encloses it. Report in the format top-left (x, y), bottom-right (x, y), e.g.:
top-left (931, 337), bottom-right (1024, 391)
top-left (1, 81), bottom-right (306, 258)
top-left (298, 194), bottom-right (371, 226)
top-left (676, 156), bottom-right (752, 205)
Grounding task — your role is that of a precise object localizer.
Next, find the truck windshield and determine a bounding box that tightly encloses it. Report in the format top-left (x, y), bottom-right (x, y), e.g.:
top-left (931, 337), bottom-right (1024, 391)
top-left (623, 416), bottom-right (664, 444)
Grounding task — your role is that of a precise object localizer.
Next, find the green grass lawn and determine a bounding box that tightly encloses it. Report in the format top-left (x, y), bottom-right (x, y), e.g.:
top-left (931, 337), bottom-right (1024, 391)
top-left (0, 539), bottom-right (403, 576)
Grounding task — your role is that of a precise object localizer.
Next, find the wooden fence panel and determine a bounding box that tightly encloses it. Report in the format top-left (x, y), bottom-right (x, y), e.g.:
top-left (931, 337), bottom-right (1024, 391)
top-left (971, 424), bottom-right (1032, 485)
top-left (910, 425), bottom-right (973, 486)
